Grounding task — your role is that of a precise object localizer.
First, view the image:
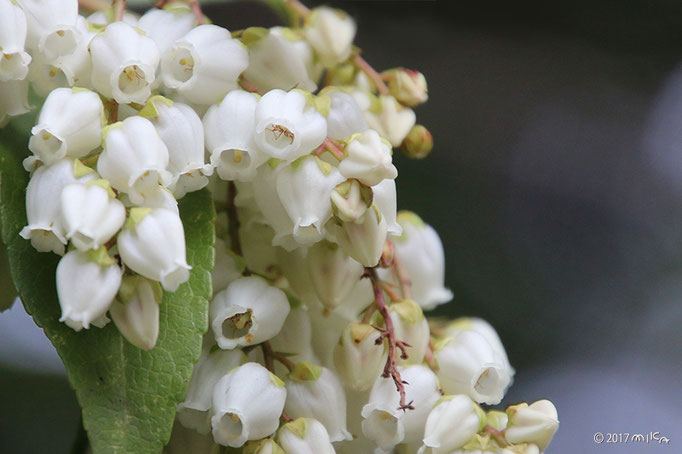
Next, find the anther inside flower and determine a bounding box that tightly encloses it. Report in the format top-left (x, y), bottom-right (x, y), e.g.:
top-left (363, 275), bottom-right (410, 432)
top-left (118, 64), bottom-right (147, 95)
top-left (172, 51), bottom-right (194, 83)
top-left (42, 28), bottom-right (78, 59)
top-left (224, 310), bottom-right (253, 341)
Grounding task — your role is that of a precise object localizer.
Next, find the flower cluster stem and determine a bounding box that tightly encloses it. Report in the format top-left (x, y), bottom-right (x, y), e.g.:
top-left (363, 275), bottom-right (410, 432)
top-left (113, 0), bottom-right (126, 21)
top-left (315, 137), bottom-right (345, 160)
top-left (484, 425), bottom-right (509, 447)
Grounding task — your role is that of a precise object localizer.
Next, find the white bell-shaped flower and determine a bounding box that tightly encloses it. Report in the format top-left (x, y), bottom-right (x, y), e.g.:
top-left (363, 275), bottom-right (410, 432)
top-left (275, 156), bottom-right (344, 244)
top-left (0, 0), bottom-right (31, 81)
top-left (56, 247), bottom-right (122, 331)
top-left (390, 212), bottom-right (453, 310)
top-left (20, 159), bottom-right (97, 255)
top-left (28, 88), bottom-right (103, 165)
top-left (270, 307), bottom-right (318, 364)
top-left (304, 7), bottom-right (356, 68)
top-left (162, 24), bottom-right (248, 106)
top-left (325, 90), bottom-right (368, 140)
top-left (239, 218), bottom-right (281, 277)
top-left (18, 0), bottom-right (79, 60)
top-left (366, 95), bottom-right (416, 147)
top-left (361, 365), bottom-right (441, 451)
top-left (330, 179), bottom-right (372, 224)
top-left (212, 238), bottom-right (244, 295)
top-left (420, 395), bottom-right (486, 454)
top-left (435, 331), bottom-right (512, 405)
top-left (0, 78), bottom-right (31, 125)
top-left (339, 129), bottom-right (397, 187)
top-left (60, 180), bottom-right (125, 251)
top-left (203, 89), bottom-right (267, 182)
top-left (275, 247), bottom-right (319, 306)
top-left (137, 4), bottom-right (197, 58)
top-left (26, 53), bottom-right (69, 97)
top-left (210, 276), bottom-right (290, 350)
top-left (372, 178), bottom-right (401, 236)
top-left (333, 322), bottom-right (386, 391)
top-left (277, 418), bottom-right (336, 454)
top-left (445, 317), bottom-right (513, 374)
top-left (211, 362), bottom-right (287, 448)
top-left (328, 204), bottom-right (388, 267)
top-left (242, 27), bottom-right (317, 93)
top-left (389, 299), bottom-right (430, 366)
top-left (177, 347), bottom-right (244, 434)
top-left (251, 163), bottom-right (297, 250)
top-left (284, 363), bottom-right (351, 442)
top-left (384, 68), bottom-right (428, 107)
top-left (117, 207), bottom-right (191, 292)
top-left (504, 400), bottom-right (559, 451)
top-left (110, 276), bottom-right (162, 350)
top-left (89, 21), bottom-right (160, 104)
top-left (98, 116), bottom-right (172, 204)
top-left (254, 89), bottom-right (327, 162)
top-left (307, 240), bottom-right (364, 310)
top-left (49, 16), bottom-right (95, 89)
top-left (307, 304), bottom-right (354, 369)
top-left (143, 96), bottom-right (211, 198)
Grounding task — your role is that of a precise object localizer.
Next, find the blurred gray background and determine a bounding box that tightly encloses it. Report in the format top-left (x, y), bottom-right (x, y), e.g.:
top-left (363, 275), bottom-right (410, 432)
top-left (2, 0), bottom-right (682, 452)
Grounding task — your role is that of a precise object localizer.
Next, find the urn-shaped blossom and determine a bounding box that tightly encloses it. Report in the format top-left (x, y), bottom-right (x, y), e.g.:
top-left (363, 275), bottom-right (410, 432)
top-left (284, 362), bottom-right (352, 442)
top-left (389, 299), bottom-right (430, 365)
top-left (339, 129), bottom-right (397, 187)
top-left (210, 276), bottom-right (290, 350)
top-left (306, 240), bottom-right (364, 309)
top-left (143, 96), bottom-right (211, 198)
top-left (420, 395), bottom-right (486, 454)
top-left (254, 89), bottom-right (327, 162)
top-left (28, 88), bottom-right (103, 166)
top-left (110, 276), bottom-right (162, 351)
top-left (177, 347), bottom-right (244, 434)
top-left (56, 247), bottom-right (122, 331)
top-left (435, 330), bottom-right (512, 405)
top-left (329, 204), bottom-right (388, 267)
top-left (97, 116), bottom-right (172, 204)
top-left (60, 180), bottom-right (125, 251)
top-left (505, 400), bottom-right (559, 451)
top-left (0, 79), bottom-right (31, 124)
top-left (0, 0), bottom-right (31, 81)
top-left (117, 207), bottom-right (191, 292)
top-left (211, 362), bottom-right (287, 447)
top-left (137, 4), bottom-right (197, 58)
top-left (18, 0), bottom-right (79, 60)
top-left (333, 322), bottom-right (387, 391)
top-left (361, 365), bottom-right (441, 451)
top-left (372, 178), bottom-right (401, 236)
top-left (89, 21), bottom-right (160, 104)
top-left (366, 95), bottom-right (416, 147)
top-left (275, 156), bottom-right (344, 244)
top-left (20, 159), bottom-right (97, 255)
top-left (203, 90), bottom-right (267, 182)
top-left (445, 317), bottom-right (514, 373)
top-left (162, 24), bottom-right (248, 106)
top-left (304, 6), bottom-right (356, 68)
top-left (324, 90), bottom-right (368, 140)
top-left (277, 418), bottom-right (336, 454)
top-left (251, 163), bottom-right (297, 251)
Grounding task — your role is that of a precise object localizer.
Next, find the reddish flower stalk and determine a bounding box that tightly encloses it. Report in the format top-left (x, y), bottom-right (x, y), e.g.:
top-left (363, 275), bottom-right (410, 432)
top-left (484, 425), bottom-right (509, 447)
top-left (315, 137), bottom-right (345, 160)
top-left (260, 341), bottom-right (295, 423)
top-left (239, 78), bottom-right (264, 95)
top-left (368, 268), bottom-right (414, 411)
top-left (113, 0), bottom-right (126, 21)
top-left (353, 54), bottom-right (390, 96)
top-left (156, 0), bottom-right (204, 24)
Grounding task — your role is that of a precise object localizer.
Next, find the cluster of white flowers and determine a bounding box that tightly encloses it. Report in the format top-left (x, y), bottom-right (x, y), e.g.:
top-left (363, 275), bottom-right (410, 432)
top-left (4, 0), bottom-right (558, 452)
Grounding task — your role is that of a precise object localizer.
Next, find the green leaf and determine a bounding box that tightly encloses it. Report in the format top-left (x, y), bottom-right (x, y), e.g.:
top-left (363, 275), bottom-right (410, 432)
top-left (0, 126), bottom-right (215, 453)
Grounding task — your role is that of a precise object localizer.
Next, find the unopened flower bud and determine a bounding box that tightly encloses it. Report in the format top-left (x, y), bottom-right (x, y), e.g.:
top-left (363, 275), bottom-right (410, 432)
top-left (505, 400), bottom-right (559, 451)
top-left (56, 247), bottom-right (122, 331)
top-left (304, 6), bottom-right (356, 67)
top-left (110, 276), bottom-right (162, 350)
top-left (277, 418), bottom-right (336, 454)
top-left (89, 21), bottom-right (160, 104)
top-left (366, 95), bottom-right (416, 147)
top-left (203, 90), bottom-right (266, 182)
top-left (325, 62), bottom-right (356, 86)
top-left (361, 365), bottom-right (440, 450)
top-left (435, 330), bottom-right (512, 405)
top-left (333, 322), bottom-right (386, 391)
top-left (117, 207), bottom-right (191, 292)
top-left (401, 124), bottom-right (433, 159)
top-left (276, 156), bottom-right (344, 245)
top-left (254, 89), bottom-right (327, 162)
top-left (329, 204), bottom-right (388, 267)
top-left (211, 362), bottom-right (287, 447)
top-left (243, 438), bottom-right (285, 454)
top-left (0, 0), bottom-right (31, 81)
top-left (177, 347), bottom-right (244, 434)
top-left (142, 96), bottom-right (211, 198)
top-left (383, 68), bottom-right (428, 107)
top-left (28, 88), bottom-right (103, 166)
top-left (98, 116), bottom-right (172, 204)
top-left (162, 24), bottom-right (248, 106)
top-left (20, 158), bottom-right (97, 255)
top-left (390, 299), bottom-right (430, 365)
top-left (421, 395), bottom-right (486, 454)
top-left (339, 129), bottom-right (397, 187)
top-left (330, 179), bottom-right (372, 223)
top-left (324, 90), bottom-right (368, 140)
top-left (210, 276), bottom-right (290, 350)
top-left (60, 180), bottom-right (125, 251)
top-left (307, 240), bottom-right (364, 310)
